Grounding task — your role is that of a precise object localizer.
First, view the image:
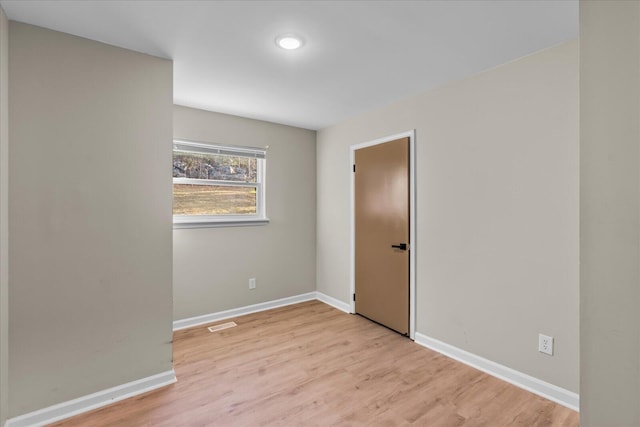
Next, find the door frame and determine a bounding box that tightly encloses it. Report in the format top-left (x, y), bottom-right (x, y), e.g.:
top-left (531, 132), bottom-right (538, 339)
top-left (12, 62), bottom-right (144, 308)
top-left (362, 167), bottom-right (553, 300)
top-left (350, 130), bottom-right (416, 340)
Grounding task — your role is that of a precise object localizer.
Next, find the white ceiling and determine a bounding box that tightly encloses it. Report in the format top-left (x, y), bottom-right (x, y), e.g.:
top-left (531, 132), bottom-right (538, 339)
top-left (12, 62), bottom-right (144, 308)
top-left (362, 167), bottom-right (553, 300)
top-left (0, 0), bottom-right (578, 130)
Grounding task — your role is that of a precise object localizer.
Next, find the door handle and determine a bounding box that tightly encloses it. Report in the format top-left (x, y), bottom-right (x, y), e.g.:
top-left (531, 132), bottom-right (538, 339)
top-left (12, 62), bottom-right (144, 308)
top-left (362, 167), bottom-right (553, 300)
top-left (391, 243), bottom-right (408, 250)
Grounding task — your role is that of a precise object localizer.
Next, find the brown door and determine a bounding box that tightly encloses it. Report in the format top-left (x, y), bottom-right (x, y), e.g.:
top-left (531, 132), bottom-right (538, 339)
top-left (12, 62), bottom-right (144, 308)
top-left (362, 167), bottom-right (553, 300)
top-left (354, 137), bottom-right (410, 335)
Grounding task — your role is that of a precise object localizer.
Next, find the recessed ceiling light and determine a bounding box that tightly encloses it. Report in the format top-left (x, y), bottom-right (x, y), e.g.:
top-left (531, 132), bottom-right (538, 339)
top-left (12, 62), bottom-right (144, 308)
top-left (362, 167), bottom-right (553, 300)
top-left (275, 34), bottom-right (305, 50)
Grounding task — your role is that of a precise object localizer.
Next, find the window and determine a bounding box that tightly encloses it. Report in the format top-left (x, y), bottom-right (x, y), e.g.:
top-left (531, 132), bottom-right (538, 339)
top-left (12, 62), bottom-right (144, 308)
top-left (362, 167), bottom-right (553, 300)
top-left (173, 140), bottom-right (267, 228)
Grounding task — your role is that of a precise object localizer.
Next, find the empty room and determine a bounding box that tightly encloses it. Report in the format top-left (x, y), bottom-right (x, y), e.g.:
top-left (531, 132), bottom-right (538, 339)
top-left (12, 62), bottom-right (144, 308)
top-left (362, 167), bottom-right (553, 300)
top-left (0, 1), bottom-right (637, 426)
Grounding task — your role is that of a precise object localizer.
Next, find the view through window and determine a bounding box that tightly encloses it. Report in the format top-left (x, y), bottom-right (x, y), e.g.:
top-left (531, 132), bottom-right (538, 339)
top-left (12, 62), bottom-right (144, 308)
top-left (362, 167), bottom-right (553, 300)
top-left (173, 140), bottom-right (266, 223)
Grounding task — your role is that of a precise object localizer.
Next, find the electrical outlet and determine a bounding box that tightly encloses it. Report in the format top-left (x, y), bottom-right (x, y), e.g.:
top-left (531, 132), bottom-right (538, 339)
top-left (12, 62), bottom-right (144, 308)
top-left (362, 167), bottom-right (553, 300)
top-left (249, 278), bottom-right (256, 290)
top-left (538, 334), bottom-right (554, 356)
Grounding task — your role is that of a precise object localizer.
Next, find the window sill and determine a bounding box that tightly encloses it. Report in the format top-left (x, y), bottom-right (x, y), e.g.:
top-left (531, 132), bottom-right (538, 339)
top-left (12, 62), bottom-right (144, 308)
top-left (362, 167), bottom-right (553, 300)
top-left (173, 217), bottom-right (270, 229)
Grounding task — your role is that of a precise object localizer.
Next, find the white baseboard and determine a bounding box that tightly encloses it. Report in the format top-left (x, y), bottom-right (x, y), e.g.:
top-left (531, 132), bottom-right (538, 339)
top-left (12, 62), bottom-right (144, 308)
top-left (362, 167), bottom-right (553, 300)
top-left (173, 292), bottom-right (318, 331)
top-left (315, 292), bottom-right (351, 313)
top-left (414, 333), bottom-right (579, 412)
top-left (173, 291), bottom-right (353, 331)
top-left (5, 370), bottom-right (176, 427)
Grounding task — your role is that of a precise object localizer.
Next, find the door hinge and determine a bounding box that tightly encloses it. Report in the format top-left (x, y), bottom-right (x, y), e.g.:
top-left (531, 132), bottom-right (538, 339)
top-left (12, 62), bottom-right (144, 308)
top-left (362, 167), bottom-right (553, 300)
top-left (353, 293), bottom-right (356, 301)
top-left (353, 164), bottom-right (356, 172)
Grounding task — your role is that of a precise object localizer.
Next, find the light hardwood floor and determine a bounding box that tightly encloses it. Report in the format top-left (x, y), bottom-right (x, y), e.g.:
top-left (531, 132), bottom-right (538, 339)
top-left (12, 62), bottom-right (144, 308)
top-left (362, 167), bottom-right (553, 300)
top-left (51, 300), bottom-right (579, 426)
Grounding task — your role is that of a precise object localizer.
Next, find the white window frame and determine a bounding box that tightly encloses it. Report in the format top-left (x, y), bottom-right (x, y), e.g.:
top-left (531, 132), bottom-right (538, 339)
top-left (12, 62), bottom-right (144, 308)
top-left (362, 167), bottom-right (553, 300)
top-left (172, 139), bottom-right (268, 229)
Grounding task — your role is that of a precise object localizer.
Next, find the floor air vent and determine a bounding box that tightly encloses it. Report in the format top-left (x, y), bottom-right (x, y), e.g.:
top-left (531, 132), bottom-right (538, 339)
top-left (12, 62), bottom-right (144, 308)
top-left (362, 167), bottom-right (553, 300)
top-left (208, 321), bottom-right (237, 333)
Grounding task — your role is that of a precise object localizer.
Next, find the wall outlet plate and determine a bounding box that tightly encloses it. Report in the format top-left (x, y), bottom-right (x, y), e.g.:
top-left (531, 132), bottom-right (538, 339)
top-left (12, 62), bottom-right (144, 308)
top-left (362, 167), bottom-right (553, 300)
top-left (249, 278), bottom-right (256, 290)
top-left (538, 333), bottom-right (554, 356)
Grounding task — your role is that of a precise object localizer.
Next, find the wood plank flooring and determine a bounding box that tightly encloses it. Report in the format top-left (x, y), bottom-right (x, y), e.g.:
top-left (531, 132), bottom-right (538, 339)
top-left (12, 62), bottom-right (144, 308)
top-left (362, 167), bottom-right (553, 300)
top-left (50, 300), bottom-right (579, 426)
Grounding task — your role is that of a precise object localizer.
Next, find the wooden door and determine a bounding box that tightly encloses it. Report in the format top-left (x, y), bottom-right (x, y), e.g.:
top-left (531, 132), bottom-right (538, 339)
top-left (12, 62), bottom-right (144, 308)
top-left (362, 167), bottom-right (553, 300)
top-left (354, 137), bottom-right (410, 335)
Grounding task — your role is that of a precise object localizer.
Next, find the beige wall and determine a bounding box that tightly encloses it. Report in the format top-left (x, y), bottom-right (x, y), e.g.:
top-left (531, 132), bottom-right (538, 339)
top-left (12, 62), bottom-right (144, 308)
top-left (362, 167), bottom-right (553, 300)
top-left (173, 106), bottom-right (316, 320)
top-left (317, 40), bottom-right (579, 392)
top-left (8, 23), bottom-right (173, 417)
top-left (0, 6), bottom-right (7, 426)
top-left (580, 1), bottom-right (640, 424)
